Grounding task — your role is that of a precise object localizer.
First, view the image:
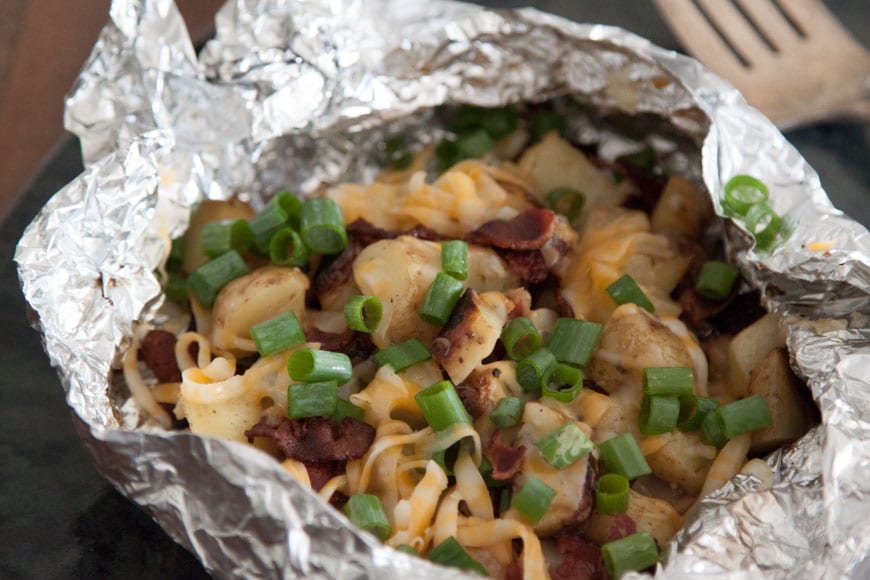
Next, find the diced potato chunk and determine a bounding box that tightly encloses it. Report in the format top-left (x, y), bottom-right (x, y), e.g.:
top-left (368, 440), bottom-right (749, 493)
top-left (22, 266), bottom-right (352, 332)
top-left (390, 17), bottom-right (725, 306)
top-left (584, 490), bottom-right (681, 548)
top-left (727, 313), bottom-right (785, 397)
top-left (646, 430), bottom-right (717, 495)
top-left (650, 176), bottom-right (713, 240)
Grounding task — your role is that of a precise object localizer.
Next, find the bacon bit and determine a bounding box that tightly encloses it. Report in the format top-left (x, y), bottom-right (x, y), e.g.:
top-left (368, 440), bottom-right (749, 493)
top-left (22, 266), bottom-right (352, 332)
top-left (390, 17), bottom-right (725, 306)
top-left (552, 532), bottom-right (608, 580)
top-left (305, 327), bottom-right (376, 364)
top-left (140, 329), bottom-right (182, 382)
top-left (305, 462), bottom-right (343, 492)
top-left (573, 463), bottom-right (597, 523)
top-left (501, 250), bottom-right (550, 283)
top-left (311, 240), bottom-right (364, 307)
top-left (605, 513), bottom-right (637, 543)
top-left (484, 431), bottom-right (526, 481)
top-left (244, 416), bottom-right (375, 464)
top-left (346, 218), bottom-right (443, 244)
top-left (677, 288), bottom-right (725, 337)
top-left (466, 208), bottom-right (557, 250)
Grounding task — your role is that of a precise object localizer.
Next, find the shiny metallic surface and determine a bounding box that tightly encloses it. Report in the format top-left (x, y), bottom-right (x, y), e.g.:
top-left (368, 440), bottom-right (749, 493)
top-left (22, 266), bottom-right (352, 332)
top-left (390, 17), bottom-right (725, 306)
top-left (16, 0), bottom-right (870, 577)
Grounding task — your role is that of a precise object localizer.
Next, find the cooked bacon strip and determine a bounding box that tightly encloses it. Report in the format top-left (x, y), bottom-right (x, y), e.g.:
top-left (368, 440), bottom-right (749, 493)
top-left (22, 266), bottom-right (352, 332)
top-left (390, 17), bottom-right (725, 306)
top-left (678, 288), bottom-right (725, 337)
top-left (465, 208), bottom-right (556, 250)
top-left (305, 462), bottom-right (344, 492)
top-left (346, 218), bottom-right (443, 244)
top-left (605, 513), bottom-right (637, 543)
top-left (140, 329), bottom-right (182, 382)
top-left (484, 431), bottom-right (526, 481)
top-left (501, 250), bottom-right (550, 283)
top-left (305, 327), bottom-right (376, 364)
top-left (245, 416), bottom-right (375, 464)
top-left (552, 532), bottom-right (607, 580)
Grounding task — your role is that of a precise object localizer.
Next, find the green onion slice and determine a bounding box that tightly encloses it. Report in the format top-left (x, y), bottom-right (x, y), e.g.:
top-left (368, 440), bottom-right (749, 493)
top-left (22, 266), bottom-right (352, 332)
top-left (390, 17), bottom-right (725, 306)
top-left (677, 396), bottom-right (719, 432)
top-left (639, 395), bottom-right (680, 435)
top-left (396, 544), bottom-right (420, 557)
top-left (490, 397), bottom-right (525, 429)
top-left (344, 295), bottom-right (382, 333)
top-left (248, 202), bottom-right (289, 254)
top-left (415, 380), bottom-right (472, 432)
top-left (511, 476), bottom-right (557, 523)
top-left (385, 137), bottom-right (413, 170)
top-left (595, 473), bottom-right (630, 515)
top-left (744, 202), bottom-right (782, 250)
top-left (715, 395), bottom-right (773, 439)
top-left (701, 409), bottom-right (729, 448)
top-left (606, 274), bottom-right (655, 312)
top-left (516, 347), bottom-right (557, 392)
top-left (287, 349), bottom-right (353, 384)
top-left (334, 398), bottom-right (366, 423)
top-left (200, 219), bottom-right (254, 258)
top-left (546, 318), bottom-right (603, 368)
top-left (162, 271), bottom-right (188, 302)
top-left (501, 317), bottom-right (541, 361)
top-left (455, 128), bottom-right (494, 160)
top-left (536, 422), bottom-right (594, 470)
top-left (187, 250), bottom-right (249, 308)
top-left (601, 531), bottom-right (659, 578)
top-left (546, 187), bottom-right (585, 221)
top-left (343, 493), bottom-right (392, 541)
top-left (427, 537), bottom-right (488, 576)
top-left (269, 227), bottom-right (310, 267)
top-left (418, 273), bottom-right (465, 326)
top-left (250, 311), bottom-right (305, 357)
top-left (432, 443), bottom-right (460, 476)
top-left (498, 488), bottom-right (512, 516)
top-left (528, 110), bottom-right (565, 142)
top-left (598, 433), bottom-right (652, 480)
top-left (372, 338), bottom-right (432, 372)
top-left (542, 364), bottom-right (583, 403)
top-left (300, 197), bottom-right (347, 255)
top-left (456, 105), bottom-right (518, 140)
top-left (287, 381), bottom-right (337, 419)
top-left (723, 174), bottom-right (769, 216)
top-left (642, 367), bottom-right (694, 397)
top-left (696, 260), bottom-right (739, 301)
top-left (441, 240), bottom-right (469, 281)
top-left (272, 190), bottom-right (302, 230)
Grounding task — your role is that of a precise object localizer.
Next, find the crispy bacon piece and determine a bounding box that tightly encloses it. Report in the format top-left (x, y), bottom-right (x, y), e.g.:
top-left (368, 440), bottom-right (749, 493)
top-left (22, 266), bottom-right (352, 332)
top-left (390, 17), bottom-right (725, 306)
top-left (346, 218), bottom-right (443, 245)
top-left (305, 462), bottom-right (344, 492)
top-left (139, 329), bottom-right (181, 382)
top-left (552, 532), bottom-right (608, 580)
top-left (465, 208), bottom-right (556, 251)
top-left (484, 431), bottom-right (526, 481)
top-left (605, 513), bottom-right (637, 543)
top-left (244, 416), bottom-right (375, 464)
top-left (305, 327), bottom-right (376, 364)
top-left (678, 288), bottom-right (726, 337)
top-left (501, 250), bottom-right (550, 283)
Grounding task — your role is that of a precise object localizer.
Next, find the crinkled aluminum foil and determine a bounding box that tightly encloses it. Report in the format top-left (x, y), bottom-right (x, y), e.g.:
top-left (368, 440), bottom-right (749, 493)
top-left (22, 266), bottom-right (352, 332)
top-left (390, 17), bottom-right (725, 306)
top-left (15, 0), bottom-right (870, 578)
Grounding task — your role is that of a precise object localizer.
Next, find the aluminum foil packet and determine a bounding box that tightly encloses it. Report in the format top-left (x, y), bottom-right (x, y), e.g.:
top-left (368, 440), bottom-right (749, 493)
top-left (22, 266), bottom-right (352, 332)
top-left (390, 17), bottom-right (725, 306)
top-left (15, 0), bottom-right (870, 578)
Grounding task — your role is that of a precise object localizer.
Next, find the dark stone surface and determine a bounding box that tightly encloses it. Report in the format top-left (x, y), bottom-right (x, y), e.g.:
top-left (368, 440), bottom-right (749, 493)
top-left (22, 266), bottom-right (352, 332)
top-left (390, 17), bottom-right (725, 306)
top-left (1, 2), bottom-right (866, 579)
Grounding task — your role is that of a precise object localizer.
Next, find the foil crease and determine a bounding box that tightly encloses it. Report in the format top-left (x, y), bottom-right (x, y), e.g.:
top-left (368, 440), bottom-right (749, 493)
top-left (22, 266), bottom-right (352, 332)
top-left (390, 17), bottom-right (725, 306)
top-left (15, 0), bottom-right (870, 578)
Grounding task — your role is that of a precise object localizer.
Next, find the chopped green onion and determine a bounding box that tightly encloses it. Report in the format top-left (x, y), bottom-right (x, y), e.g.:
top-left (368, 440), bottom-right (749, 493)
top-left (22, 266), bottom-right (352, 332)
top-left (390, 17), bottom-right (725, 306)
top-left (696, 261), bottom-right (739, 301)
top-left (490, 397), bottom-right (525, 429)
top-left (200, 219), bottom-right (254, 258)
top-left (441, 240), bottom-right (468, 281)
top-left (547, 187), bottom-right (585, 221)
top-left (701, 409), bottom-right (728, 448)
top-left (271, 190), bottom-right (302, 230)
top-left (396, 544), bottom-right (420, 557)
top-left (744, 202), bottom-right (782, 250)
top-left (617, 147), bottom-right (656, 170)
top-left (372, 338), bottom-right (432, 372)
top-left (415, 380), bottom-right (472, 432)
top-left (606, 274), bottom-right (654, 312)
top-left (287, 380), bottom-right (337, 419)
top-left (456, 105), bottom-right (518, 140)
top-left (427, 536), bottom-right (488, 576)
top-left (723, 175), bottom-right (769, 216)
top-left (596, 473), bottom-right (630, 515)
top-left (343, 493), bottom-right (392, 541)
top-left (269, 227), bottom-right (310, 267)
top-left (542, 364), bottom-right (583, 403)
top-left (250, 311), bottom-right (305, 357)
top-left (300, 198), bottom-right (347, 255)
top-left (601, 531), bottom-right (659, 578)
top-left (432, 443), bottom-right (460, 476)
top-left (249, 202), bottom-right (289, 254)
top-left (516, 347), bottom-right (557, 392)
top-left (418, 273), bottom-right (465, 326)
top-left (168, 236), bottom-right (185, 266)
top-left (546, 318), bottom-right (603, 368)
top-left (455, 129), bottom-right (494, 160)
top-left (501, 317), bottom-right (541, 361)
top-left (162, 271), bottom-right (188, 302)
top-left (529, 110), bottom-right (565, 142)
top-left (715, 395), bottom-right (773, 439)
top-left (511, 476), bottom-right (557, 523)
top-left (334, 398), bottom-right (366, 423)
top-left (642, 367), bottom-right (695, 397)
top-left (677, 396), bottom-right (719, 432)
top-left (188, 250), bottom-right (249, 308)
top-left (478, 456), bottom-right (509, 488)
top-left (385, 137), bottom-right (413, 170)
top-left (344, 295), bottom-right (382, 333)
top-left (598, 433), bottom-right (652, 480)
top-left (639, 395), bottom-right (681, 435)
top-left (435, 139), bottom-right (460, 173)
top-left (287, 349), bottom-right (353, 384)
top-left (537, 422), bottom-right (594, 470)
top-left (498, 488), bottom-right (512, 515)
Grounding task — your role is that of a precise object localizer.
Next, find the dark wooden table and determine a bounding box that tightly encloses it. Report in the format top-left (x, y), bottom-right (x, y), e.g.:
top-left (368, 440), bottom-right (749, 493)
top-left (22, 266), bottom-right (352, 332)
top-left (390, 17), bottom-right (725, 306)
top-left (1, 2), bottom-right (866, 578)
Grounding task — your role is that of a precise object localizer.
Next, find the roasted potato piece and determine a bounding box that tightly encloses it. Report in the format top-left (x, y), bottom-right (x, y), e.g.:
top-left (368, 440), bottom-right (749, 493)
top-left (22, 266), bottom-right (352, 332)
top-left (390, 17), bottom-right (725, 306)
top-left (727, 313), bottom-right (786, 397)
top-left (748, 348), bottom-right (816, 455)
top-left (211, 266), bottom-right (309, 354)
top-left (182, 199), bottom-right (255, 274)
top-left (650, 176), bottom-right (713, 240)
top-left (646, 430), bottom-right (717, 495)
top-left (433, 290), bottom-right (512, 384)
top-left (586, 304), bottom-right (694, 403)
top-left (584, 490), bottom-right (681, 548)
